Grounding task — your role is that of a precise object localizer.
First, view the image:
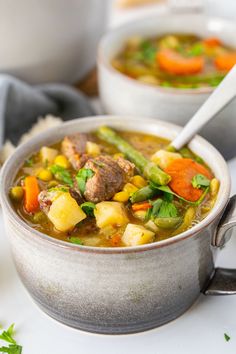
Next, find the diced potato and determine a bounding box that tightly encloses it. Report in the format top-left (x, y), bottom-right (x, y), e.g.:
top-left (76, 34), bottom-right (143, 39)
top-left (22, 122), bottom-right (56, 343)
top-left (86, 141), bottom-right (101, 156)
top-left (133, 210), bottom-right (146, 221)
top-left (94, 201), bottom-right (129, 228)
top-left (48, 193), bottom-right (86, 232)
top-left (40, 146), bottom-right (58, 164)
top-left (151, 150), bottom-right (181, 169)
top-left (145, 220), bottom-right (158, 232)
top-left (122, 224), bottom-right (155, 247)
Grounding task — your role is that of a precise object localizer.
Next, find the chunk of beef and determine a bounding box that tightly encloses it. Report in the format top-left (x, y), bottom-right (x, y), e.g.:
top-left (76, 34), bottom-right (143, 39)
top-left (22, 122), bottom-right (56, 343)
top-left (38, 190), bottom-right (53, 214)
top-left (61, 133), bottom-right (89, 170)
top-left (69, 186), bottom-right (84, 205)
top-left (38, 186), bottom-right (84, 214)
top-left (116, 156), bottom-right (135, 182)
top-left (83, 155), bottom-right (134, 203)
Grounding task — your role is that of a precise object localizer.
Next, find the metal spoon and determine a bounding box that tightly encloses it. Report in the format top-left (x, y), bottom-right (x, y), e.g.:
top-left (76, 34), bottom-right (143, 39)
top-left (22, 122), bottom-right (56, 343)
top-left (171, 65), bottom-right (236, 150)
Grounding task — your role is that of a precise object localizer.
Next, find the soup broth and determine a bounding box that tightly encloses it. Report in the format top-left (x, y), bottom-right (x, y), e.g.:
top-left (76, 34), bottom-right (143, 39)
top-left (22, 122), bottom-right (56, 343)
top-left (10, 128), bottom-right (219, 247)
top-left (112, 34), bottom-right (236, 89)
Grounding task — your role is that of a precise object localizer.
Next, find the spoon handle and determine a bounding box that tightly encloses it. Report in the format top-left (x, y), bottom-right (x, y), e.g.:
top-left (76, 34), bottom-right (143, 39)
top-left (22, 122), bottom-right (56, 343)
top-left (171, 65), bottom-right (236, 150)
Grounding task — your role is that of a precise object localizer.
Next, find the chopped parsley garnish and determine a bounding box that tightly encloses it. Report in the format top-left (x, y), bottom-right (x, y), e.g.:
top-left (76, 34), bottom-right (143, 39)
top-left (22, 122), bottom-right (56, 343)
top-left (0, 324), bottom-right (22, 353)
top-left (224, 333), bottom-right (230, 342)
top-left (69, 237), bottom-right (83, 245)
top-left (163, 191), bottom-right (173, 202)
top-left (192, 174), bottom-right (210, 189)
top-left (145, 199), bottom-right (178, 221)
top-left (158, 201), bottom-right (178, 218)
top-left (139, 41), bottom-right (157, 62)
top-left (50, 165), bottom-right (73, 187)
top-left (80, 202), bottom-right (96, 217)
top-left (76, 168), bottom-right (94, 194)
top-left (150, 183), bottom-right (209, 206)
top-left (188, 43), bottom-right (204, 56)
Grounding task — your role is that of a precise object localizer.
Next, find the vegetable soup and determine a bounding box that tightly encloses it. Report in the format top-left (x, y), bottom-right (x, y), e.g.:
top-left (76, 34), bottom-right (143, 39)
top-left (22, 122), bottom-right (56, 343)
top-left (10, 127), bottom-right (219, 247)
top-left (112, 34), bottom-right (236, 88)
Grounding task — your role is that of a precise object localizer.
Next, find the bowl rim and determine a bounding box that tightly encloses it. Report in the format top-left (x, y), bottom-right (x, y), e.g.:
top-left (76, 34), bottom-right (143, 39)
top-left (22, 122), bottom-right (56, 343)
top-left (98, 13), bottom-right (236, 96)
top-left (0, 116), bottom-right (231, 254)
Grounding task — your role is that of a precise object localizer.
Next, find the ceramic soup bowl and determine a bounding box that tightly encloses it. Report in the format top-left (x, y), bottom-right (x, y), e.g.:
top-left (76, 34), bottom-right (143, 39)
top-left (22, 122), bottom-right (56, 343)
top-left (0, 0), bottom-right (108, 84)
top-left (98, 14), bottom-right (236, 160)
top-left (1, 116), bottom-right (236, 334)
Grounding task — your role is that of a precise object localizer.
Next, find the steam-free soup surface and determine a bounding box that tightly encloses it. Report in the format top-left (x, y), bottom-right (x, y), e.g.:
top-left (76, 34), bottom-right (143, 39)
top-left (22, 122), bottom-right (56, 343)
top-left (10, 127), bottom-right (219, 247)
top-left (112, 34), bottom-right (236, 89)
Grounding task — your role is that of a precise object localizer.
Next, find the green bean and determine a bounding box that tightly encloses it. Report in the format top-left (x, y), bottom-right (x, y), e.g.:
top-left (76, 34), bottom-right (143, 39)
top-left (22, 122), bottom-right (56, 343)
top-left (172, 207), bottom-right (196, 235)
top-left (154, 216), bottom-right (182, 229)
top-left (97, 126), bottom-right (171, 186)
top-left (130, 185), bottom-right (157, 203)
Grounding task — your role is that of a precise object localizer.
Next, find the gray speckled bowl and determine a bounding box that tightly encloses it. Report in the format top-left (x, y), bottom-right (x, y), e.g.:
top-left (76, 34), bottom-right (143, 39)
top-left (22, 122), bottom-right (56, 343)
top-left (1, 116), bottom-right (236, 334)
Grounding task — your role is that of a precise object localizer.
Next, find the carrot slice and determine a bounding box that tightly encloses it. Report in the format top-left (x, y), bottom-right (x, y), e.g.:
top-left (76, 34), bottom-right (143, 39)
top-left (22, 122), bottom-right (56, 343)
top-left (132, 201), bottom-right (152, 211)
top-left (157, 49), bottom-right (204, 75)
top-left (110, 234), bottom-right (122, 247)
top-left (203, 37), bottom-right (221, 48)
top-left (165, 158), bottom-right (213, 202)
top-left (215, 53), bottom-right (236, 71)
top-left (24, 176), bottom-right (40, 213)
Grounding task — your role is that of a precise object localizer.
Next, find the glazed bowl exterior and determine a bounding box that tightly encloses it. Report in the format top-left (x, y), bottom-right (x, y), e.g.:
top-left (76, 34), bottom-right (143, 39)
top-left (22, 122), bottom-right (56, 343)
top-left (98, 14), bottom-right (236, 159)
top-left (0, 116), bottom-right (231, 334)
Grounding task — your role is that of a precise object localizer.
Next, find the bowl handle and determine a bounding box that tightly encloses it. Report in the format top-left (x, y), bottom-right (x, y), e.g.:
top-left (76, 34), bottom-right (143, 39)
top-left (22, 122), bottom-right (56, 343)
top-left (204, 195), bottom-right (236, 295)
top-left (212, 195), bottom-right (236, 248)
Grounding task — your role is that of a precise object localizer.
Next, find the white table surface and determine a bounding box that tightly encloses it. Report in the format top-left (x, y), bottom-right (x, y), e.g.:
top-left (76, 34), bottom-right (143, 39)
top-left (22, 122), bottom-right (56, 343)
top-left (1, 2), bottom-right (236, 353)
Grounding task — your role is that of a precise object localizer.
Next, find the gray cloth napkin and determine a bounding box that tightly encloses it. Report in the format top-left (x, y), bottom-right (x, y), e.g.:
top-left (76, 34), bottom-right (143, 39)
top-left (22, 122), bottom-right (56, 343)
top-left (0, 74), bottom-right (94, 146)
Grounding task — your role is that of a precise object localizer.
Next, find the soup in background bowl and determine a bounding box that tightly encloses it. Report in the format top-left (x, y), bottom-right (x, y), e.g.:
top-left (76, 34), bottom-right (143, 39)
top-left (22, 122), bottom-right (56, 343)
top-left (112, 33), bottom-right (236, 89)
top-left (98, 14), bottom-right (236, 159)
top-left (1, 116), bottom-right (235, 334)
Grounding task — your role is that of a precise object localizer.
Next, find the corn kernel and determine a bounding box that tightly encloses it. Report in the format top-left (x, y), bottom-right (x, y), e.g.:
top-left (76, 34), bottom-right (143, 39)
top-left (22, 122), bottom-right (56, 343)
top-left (113, 153), bottom-right (125, 160)
top-left (130, 175), bottom-right (147, 188)
top-left (113, 191), bottom-right (129, 202)
top-left (38, 169), bottom-right (53, 182)
top-left (10, 186), bottom-right (24, 201)
top-left (123, 183), bottom-right (138, 196)
top-left (54, 155), bottom-right (70, 169)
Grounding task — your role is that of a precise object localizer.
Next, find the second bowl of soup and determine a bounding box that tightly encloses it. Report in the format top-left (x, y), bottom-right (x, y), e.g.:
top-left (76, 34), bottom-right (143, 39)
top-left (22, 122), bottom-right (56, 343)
top-left (98, 14), bottom-right (236, 159)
